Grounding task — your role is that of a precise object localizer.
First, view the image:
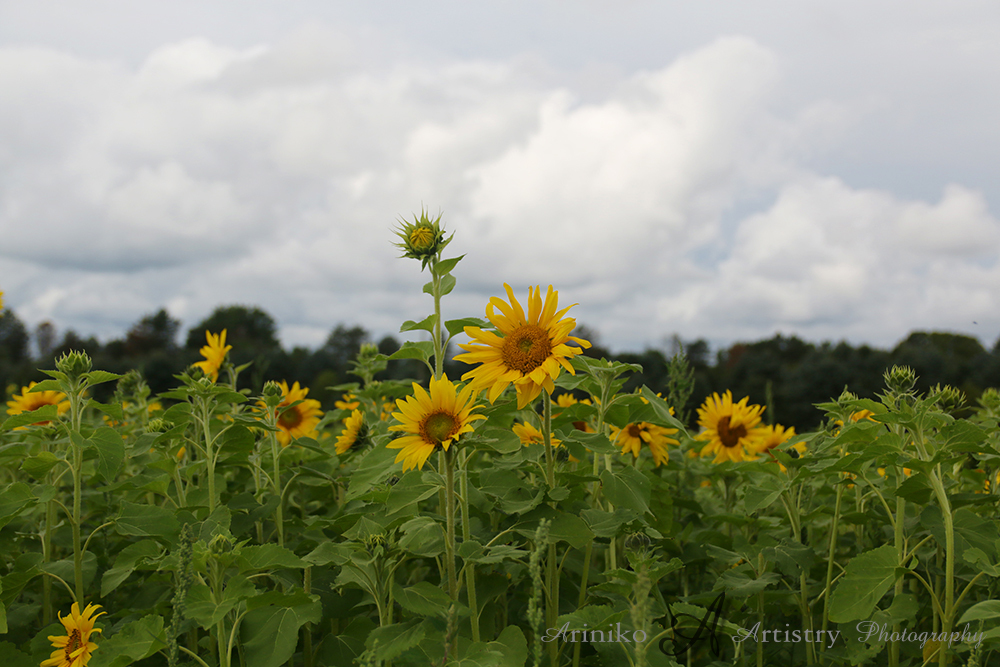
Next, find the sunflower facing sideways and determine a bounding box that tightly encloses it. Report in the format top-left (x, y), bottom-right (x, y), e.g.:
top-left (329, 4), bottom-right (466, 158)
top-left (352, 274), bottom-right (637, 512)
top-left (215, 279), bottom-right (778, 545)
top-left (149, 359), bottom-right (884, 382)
top-left (455, 284), bottom-right (591, 409)
top-left (273, 381), bottom-right (323, 447)
top-left (41, 602), bottom-right (104, 667)
top-left (193, 329), bottom-right (232, 382)
top-left (696, 390), bottom-right (767, 463)
top-left (388, 374), bottom-right (485, 472)
top-left (611, 422), bottom-right (679, 467)
top-left (335, 409), bottom-right (367, 455)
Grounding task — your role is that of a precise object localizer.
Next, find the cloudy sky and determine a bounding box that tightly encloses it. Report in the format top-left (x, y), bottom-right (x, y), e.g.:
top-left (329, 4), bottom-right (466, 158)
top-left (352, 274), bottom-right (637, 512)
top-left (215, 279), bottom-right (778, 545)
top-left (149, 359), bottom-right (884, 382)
top-left (2, 1), bottom-right (999, 354)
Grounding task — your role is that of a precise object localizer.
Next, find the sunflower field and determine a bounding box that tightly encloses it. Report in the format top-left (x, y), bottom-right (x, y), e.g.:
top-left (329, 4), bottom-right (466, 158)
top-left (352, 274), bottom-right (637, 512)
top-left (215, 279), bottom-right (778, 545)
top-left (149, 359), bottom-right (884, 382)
top-left (1, 217), bottom-right (1000, 667)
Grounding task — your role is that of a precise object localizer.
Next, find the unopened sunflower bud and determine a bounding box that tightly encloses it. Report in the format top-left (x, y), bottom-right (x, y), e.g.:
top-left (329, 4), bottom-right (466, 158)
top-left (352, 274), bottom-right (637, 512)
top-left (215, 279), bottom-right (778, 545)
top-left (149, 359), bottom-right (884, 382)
top-left (393, 209), bottom-right (452, 268)
top-left (837, 389), bottom-right (858, 404)
top-left (55, 350), bottom-right (92, 380)
top-left (117, 369), bottom-right (145, 398)
top-left (146, 418), bottom-right (170, 433)
top-left (261, 381), bottom-right (283, 407)
top-left (624, 532), bottom-right (652, 554)
top-left (978, 388), bottom-right (1000, 412)
top-left (208, 533), bottom-right (232, 555)
top-left (931, 384), bottom-right (965, 414)
top-left (884, 365), bottom-right (917, 395)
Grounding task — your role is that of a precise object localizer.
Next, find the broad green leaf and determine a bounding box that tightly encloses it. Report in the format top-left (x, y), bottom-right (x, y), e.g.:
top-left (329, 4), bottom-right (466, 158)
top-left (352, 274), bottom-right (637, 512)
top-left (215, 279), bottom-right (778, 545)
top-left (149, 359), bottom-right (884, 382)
top-left (388, 341), bottom-right (435, 364)
top-left (114, 502), bottom-right (180, 541)
top-left (97, 614), bottom-right (165, 667)
top-left (238, 544), bottom-right (308, 572)
top-left (90, 400), bottom-right (125, 423)
top-left (743, 475), bottom-right (784, 512)
top-left (421, 273), bottom-right (457, 296)
top-left (303, 542), bottom-right (352, 567)
top-left (90, 427), bottom-right (125, 482)
top-left (716, 568), bottom-right (781, 597)
top-left (27, 379), bottom-right (63, 393)
top-left (19, 452), bottom-right (61, 479)
top-left (493, 625), bottom-right (528, 667)
top-left (400, 314), bottom-right (438, 334)
top-left (366, 619), bottom-right (428, 662)
top-left (101, 539), bottom-right (161, 596)
top-left (346, 444), bottom-right (400, 501)
top-left (581, 508), bottom-right (638, 538)
top-left (241, 600), bottom-right (322, 667)
top-left (0, 642), bottom-right (33, 667)
top-left (444, 317), bottom-right (489, 338)
top-left (600, 466), bottom-right (651, 515)
top-left (828, 545), bottom-right (899, 622)
top-left (393, 581), bottom-right (453, 618)
top-left (219, 424), bottom-right (255, 457)
top-left (385, 472), bottom-right (439, 515)
top-left (84, 370), bottom-right (122, 386)
top-left (1, 405), bottom-right (59, 431)
top-left (0, 483), bottom-right (36, 530)
top-left (187, 576), bottom-right (258, 628)
top-left (399, 517), bottom-right (446, 557)
top-left (958, 600), bottom-right (1000, 625)
top-left (562, 431), bottom-right (617, 454)
top-left (435, 254), bottom-right (465, 275)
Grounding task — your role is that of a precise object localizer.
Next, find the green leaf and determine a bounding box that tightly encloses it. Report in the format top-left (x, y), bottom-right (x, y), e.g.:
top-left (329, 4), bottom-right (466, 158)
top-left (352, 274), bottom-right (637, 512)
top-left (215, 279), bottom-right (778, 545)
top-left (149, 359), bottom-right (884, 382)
top-left (388, 341), bottom-right (435, 364)
top-left (187, 576), bottom-right (258, 628)
top-left (241, 600), bottom-right (322, 667)
top-left (114, 502), bottom-right (180, 542)
top-left (581, 508), bottom-right (638, 538)
top-left (423, 274), bottom-right (457, 296)
top-left (400, 314), bottom-right (438, 334)
top-left (444, 317), bottom-right (489, 338)
top-left (392, 581), bottom-right (453, 618)
top-left (0, 642), bottom-right (33, 667)
top-left (27, 379), bottom-right (64, 393)
top-left (161, 402), bottom-right (193, 425)
top-left (84, 370), bottom-right (122, 386)
top-left (219, 424), bottom-right (255, 458)
top-left (958, 600), bottom-right (1000, 625)
top-left (101, 539), bottom-right (162, 596)
top-left (435, 254), bottom-right (465, 275)
top-left (562, 431), bottom-right (617, 454)
top-left (399, 517), bottom-right (446, 557)
top-left (492, 625), bottom-right (528, 667)
top-left (90, 427), bottom-right (125, 482)
top-left (237, 544), bottom-right (308, 572)
top-left (828, 545), bottom-right (899, 623)
top-left (1, 405), bottom-right (59, 431)
top-left (303, 542), bottom-right (352, 567)
top-left (346, 444), bottom-right (401, 501)
top-left (0, 483), bottom-right (37, 530)
top-left (98, 614), bottom-right (165, 667)
top-left (366, 620), bottom-right (428, 662)
top-left (742, 475), bottom-right (784, 512)
top-left (90, 400), bottom-right (125, 423)
top-left (716, 568), bottom-right (782, 597)
top-left (19, 452), bottom-right (61, 479)
top-left (600, 467), bottom-right (651, 515)
top-left (385, 472), bottom-right (440, 516)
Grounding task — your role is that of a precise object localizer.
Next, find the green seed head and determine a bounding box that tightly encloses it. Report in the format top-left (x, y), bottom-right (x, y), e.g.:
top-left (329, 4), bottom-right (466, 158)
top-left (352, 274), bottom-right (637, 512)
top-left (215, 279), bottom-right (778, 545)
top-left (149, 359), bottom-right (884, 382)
top-left (55, 349), bottom-right (93, 380)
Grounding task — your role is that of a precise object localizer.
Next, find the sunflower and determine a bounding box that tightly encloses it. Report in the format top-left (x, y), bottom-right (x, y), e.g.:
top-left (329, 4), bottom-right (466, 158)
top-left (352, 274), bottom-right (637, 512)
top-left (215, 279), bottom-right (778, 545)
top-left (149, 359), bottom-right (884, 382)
top-left (456, 284), bottom-right (591, 409)
top-left (335, 393), bottom-right (360, 411)
top-left (695, 391), bottom-right (767, 463)
top-left (751, 424), bottom-right (803, 471)
top-left (388, 374), bottom-right (485, 472)
top-left (611, 422), bottom-right (678, 467)
top-left (335, 409), bottom-right (366, 455)
top-left (6, 382), bottom-right (70, 424)
top-left (554, 393), bottom-right (595, 432)
top-left (41, 602), bottom-right (104, 667)
top-left (193, 330), bottom-right (232, 382)
top-left (0, 289), bottom-right (4, 313)
top-left (272, 381), bottom-right (323, 447)
top-left (512, 421), bottom-right (562, 448)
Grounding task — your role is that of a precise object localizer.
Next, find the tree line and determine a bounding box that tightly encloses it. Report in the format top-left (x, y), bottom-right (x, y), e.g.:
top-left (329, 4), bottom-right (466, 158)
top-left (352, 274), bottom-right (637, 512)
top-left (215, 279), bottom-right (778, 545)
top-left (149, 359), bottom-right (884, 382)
top-left (1, 305), bottom-right (998, 430)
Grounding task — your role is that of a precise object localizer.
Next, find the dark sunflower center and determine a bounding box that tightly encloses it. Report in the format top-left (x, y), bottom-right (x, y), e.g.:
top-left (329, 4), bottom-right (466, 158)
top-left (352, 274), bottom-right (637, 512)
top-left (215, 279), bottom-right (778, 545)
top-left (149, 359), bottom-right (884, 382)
top-left (717, 416), bottom-right (746, 448)
top-left (627, 424), bottom-right (642, 438)
top-left (500, 325), bottom-right (552, 374)
top-left (278, 406), bottom-right (303, 429)
top-left (65, 629), bottom-right (81, 661)
top-left (421, 411), bottom-right (459, 444)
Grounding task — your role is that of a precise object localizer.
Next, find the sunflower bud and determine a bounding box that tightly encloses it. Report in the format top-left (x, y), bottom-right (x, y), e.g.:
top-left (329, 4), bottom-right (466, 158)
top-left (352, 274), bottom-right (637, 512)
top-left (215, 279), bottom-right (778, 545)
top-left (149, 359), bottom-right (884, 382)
top-left (55, 349), bottom-right (92, 381)
top-left (261, 381), bottom-right (284, 408)
top-left (393, 209), bottom-right (452, 268)
top-left (931, 384), bottom-right (965, 415)
top-left (978, 388), bottom-right (1000, 413)
top-left (146, 418), bottom-right (170, 434)
top-left (116, 369), bottom-right (146, 398)
top-left (884, 365), bottom-right (917, 395)
top-left (208, 533), bottom-right (233, 555)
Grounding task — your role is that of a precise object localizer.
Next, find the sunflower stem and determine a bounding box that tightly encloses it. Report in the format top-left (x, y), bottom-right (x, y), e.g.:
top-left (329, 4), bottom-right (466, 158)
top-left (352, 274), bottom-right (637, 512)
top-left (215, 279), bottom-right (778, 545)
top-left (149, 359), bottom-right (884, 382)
top-left (820, 482), bottom-right (844, 664)
top-left (541, 392), bottom-right (559, 667)
top-left (431, 256), bottom-right (444, 380)
top-left (444, 447), bottom-right (459, 605)
top-left (270, 431), bottom-right (284, 548)
top-left (459, 449), bottom-right (481, 643)
top-left (199, 399), bottom-right (217, 515)
top-left (69, 379), bottom-right (85, 604)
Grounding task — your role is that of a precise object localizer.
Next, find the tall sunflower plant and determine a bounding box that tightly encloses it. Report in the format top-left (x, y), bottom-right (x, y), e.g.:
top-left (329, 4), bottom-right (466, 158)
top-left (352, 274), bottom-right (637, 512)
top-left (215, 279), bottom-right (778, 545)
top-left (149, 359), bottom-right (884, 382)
top-left (3, 216), bottom-right (1000, 667)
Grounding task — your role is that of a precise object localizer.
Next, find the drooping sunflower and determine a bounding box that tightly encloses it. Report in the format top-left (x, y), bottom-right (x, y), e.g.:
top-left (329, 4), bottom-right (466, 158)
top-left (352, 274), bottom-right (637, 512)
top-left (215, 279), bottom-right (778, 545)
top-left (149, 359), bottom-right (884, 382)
top-left (334, 393), bottom-right (361, 411)
top-left (41, 602), bottom-right (104, 667)
top-left (512, 421), bottom-right (562, 448)
top-left (388, 374), bottom-right (485, 472)
top-left (335, 409), bottom-right (367, 455)
top-left (193, 330), bottom-right (232, 382)
top-left (695, 391), bottom-right (767, 463)
top-left (751, 423), bottom-right (803, 471)
top-left (6, 382), bottom-right (70, 424)
top-left (611, 422), bottom-right (678, 467)
top-left (456, 284), bottom-right (591, 409)
top-left (273, 381), bottom-right (323, 447)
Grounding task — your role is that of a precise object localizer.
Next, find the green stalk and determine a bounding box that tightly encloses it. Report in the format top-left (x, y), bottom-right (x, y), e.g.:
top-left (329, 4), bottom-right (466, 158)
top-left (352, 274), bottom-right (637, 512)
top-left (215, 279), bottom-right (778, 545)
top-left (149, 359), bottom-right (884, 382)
top-left (889, 494), bottom-right (905, 667)
top-left (41, 437), bottom-right (55, 625)
top-left (270, 431), bottom-right (284, 547)
top-left (199, 399), bottom-right (217, 515)
top-left (820, 483), bottom-right (843, 663)
top-left (459, 450), bottom-right (480, 642)
top-left (928, 468), bottom-right (954, 667)
top-left (444, 448), bottom-right (458, 602)
top-left (431, 257), bottom-right (444, 380)
top-left (69, 386), bottom-right (85, 603)
top-left (542, 392), bottom-right (559, 667)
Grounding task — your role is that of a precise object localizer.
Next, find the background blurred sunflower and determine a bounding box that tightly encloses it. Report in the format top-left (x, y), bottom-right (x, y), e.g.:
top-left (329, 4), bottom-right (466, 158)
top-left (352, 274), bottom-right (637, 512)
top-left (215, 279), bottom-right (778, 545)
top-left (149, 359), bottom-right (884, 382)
top-left (273, 381), bottom-right (323, 447)
top-left (456, 283), bottom-right (591, 409)
top-left (335, 409), bottom-right (366, 455)
top-left (695, 390), bottom-right (767, 463)
top-left (388, 374), bottom-right (484, 471)
top-left (193, 329), bottom-right (231, 382)
top-left (610, 422), bottom-right (677, 467)
top-left (6, 382), bottom-right (70, 424)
